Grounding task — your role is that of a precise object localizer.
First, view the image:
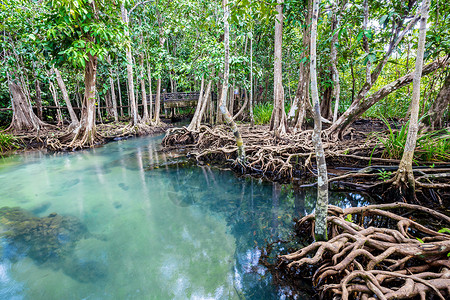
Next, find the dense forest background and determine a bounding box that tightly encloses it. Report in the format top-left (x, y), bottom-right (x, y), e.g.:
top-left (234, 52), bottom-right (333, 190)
top-left (1, 0), bottom-right (448, 131)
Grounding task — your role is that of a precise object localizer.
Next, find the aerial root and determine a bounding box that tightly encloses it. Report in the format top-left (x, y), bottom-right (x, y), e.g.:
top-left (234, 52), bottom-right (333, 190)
top-left (276, 202), bottom-right (450, 300)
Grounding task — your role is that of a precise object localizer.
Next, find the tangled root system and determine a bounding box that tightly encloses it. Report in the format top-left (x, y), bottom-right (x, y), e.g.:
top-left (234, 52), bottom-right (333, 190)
top-left (274, 203), bottom-right (450, 300)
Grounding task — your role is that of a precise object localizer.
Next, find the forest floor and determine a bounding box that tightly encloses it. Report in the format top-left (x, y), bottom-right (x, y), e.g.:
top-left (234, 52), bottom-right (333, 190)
top-left (1, 121), bottom-right (169, 155)
top-left (162, 119), bottom-right (450, 207)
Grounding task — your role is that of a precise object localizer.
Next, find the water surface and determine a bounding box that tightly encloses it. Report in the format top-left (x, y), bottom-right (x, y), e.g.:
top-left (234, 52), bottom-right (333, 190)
top-left (0, 135), bottom-right (370, 299)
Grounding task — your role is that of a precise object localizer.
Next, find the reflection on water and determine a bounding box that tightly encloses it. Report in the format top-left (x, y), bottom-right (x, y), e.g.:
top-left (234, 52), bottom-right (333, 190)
top-left (0, 135), bottom-right (371, 299)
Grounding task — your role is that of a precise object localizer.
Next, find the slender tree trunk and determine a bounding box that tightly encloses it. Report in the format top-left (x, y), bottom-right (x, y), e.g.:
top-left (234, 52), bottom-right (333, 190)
top-left (220, 0), bottom-right (245, 163)
top-left (249, 33), bottom-right (255, 126)
top-left (331, 1), bottom-right (342, 123)
top-left (107, 55), bottom-right (119, 122)
top-left (288, 0), bottom-right (312, 131)
top-left (329, 8), bottom-right (422, 138)
top-left (363, 0), bottom-right (371, 85)
top-left (187, 76), bottom-right (205, 131)
top-left (311, 0), bottom-right (329, 241)
top-left (270, 0), bottom-right (288, 135)
top-left (233, 89), bottom-right (249, 120)
top-left (393, 0), bottom-right (430, 199)
top-left (121, 5), bottom-right (138, 125)
top-left (116, 69), bottom-right (124, 118)
top-left (48, 75), bottom-right (63, 125)
top-left (140, 54), bottom-right (149, 122)
top-left (35, 77), bottom-right (43, 120)
top-left (189, 79), bottom-right (212, 131)
top-left (428, 72), bottom-right (450, 130)
top-left (146, 59), bottom-right (153, 122)
top-left (54, 68), bottom-right (79, 126)
top-left (155, 77), bottom-right (162, 123)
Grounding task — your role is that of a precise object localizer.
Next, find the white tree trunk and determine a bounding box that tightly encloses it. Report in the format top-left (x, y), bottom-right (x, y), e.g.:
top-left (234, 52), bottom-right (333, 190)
top-left (311, 0), bottom-right (329, 241)
top-left (394, 0), bottom-right (431, 196)
top-left (220, 0), bottom-right (245, 163)
top-left (53, 67), bottom-right (79, 126)
top-left (121, 5), bottom-right (138, 125)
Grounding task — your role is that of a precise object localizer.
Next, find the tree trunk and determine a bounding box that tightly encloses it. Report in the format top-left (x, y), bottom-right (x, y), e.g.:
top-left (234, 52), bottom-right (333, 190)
top-left (65, 53), bottom-right (99, 148)
top-left (155, 77), bottom-right (162, 123)
top-left (288, 0), bottom-right (312, 131)
top-left (7, 80), bottom-right (48, 132)
top-left (116, 69), bottom-right (124, 118)
top-left (249, 34), bottom-right (255, 126)
top-left (270, 0), bottom-right (288, 135)
top-left (140, 54), bottom-right (149, 122)
top-left (327, 58), bottom-right (446, 137)
top-left (121, 5), bottom-right (138, 125)
top-left (34, 75), bottom-right (43, 120)
top-left (331, 1), bottom-right (342, 123)
top-left (187, 76), bottom-right (205, 131)
top-left (220, 0), bottom-right (245, 163)
top-left (48, 76), bottom-right (63, 125)
top-left (363, 0), bottom-right (371, 85)
top-left (146, 59), bottom-right (153, 122)
top-left (107, 55), bottom-right (119, 122)
top-left (311, 0), bottom-right (329, 241)
top-left (329, 8), bottom-right (422, 138)
top-left (392, 0), bottom-right (430, 199)
top-left (233, 88), bottom-right (249, 120)
top-left (428, 72), bottom-right (450, 130)
top-left (54, 68), bottom-right (79, 126)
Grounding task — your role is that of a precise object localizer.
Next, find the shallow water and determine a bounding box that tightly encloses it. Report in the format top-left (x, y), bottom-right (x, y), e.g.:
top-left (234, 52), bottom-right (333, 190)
top-left (0, 135), bottom-right (371, 299)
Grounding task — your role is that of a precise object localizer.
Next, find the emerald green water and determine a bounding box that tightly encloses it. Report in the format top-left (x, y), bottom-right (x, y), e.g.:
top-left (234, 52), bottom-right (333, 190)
top-left (0, 135), bottom-right (370, 299)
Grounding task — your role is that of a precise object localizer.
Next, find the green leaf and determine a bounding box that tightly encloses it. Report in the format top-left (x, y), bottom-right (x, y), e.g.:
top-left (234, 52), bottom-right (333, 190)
top-left (344, 214), bottom-right (352, 223)
top-left (416, 238), bottom-right (424, 243)
top-left (438, 228), bottom-right (450, 234)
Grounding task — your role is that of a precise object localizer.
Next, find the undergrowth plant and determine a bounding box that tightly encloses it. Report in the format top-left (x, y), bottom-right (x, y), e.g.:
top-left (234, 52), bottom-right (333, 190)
top-left (375, 118), bottom-right (450, 162)
top-left (0, 133), bottom-right (20, 153)
top-left (253, 102), bottom-right (273, 125)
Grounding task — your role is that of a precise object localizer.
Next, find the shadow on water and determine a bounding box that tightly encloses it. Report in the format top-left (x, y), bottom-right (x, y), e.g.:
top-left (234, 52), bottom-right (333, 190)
top-left (0, 134), bottom-right (373, 299)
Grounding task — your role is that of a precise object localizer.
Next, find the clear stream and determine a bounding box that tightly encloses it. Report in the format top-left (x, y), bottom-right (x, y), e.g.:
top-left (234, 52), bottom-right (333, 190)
top-left (0, 135), bottom-right (371, 299)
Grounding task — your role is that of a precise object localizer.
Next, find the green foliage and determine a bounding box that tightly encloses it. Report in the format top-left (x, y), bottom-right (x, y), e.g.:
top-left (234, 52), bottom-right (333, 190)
top-left (344, 214), bottom-right (352, 223)
top-left (377, 170), bottom-right (393, 181)
top-left (438, 228), bottom-right (450, 234)
top-left (376, 118), bottom-right (450, 161)
top-left (0, 133), bottom-right (20, 153)
top-left (376, 118), bottom-right (409, 159)
top-left (253, 102), bottom-right (273, 125)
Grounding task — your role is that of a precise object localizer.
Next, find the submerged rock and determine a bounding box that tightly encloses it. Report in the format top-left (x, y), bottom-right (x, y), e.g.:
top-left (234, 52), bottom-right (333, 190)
top-left (0, 206), bottom-right (106, 283)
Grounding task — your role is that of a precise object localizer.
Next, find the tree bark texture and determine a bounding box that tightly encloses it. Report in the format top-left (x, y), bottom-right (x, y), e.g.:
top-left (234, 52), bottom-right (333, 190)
top-left (394, 0), bottom-right (430, 198)
top-left (140, 54), bottom-right (149, 122)
top-left (121, 5), bottom-right (138, 125)
top-left (54, 68), bottom-right (79, 126)
top-left (270, 0), bottom-right (288, 135)
top-left (429, 72), bottom-right (450, 129)
top-left (7, 80), bottom-right (47, 132)
top-left (107, 56), bottom-right (119, 122)
top-left (288, 0), bottom-right (312, 131)
top-left (331, 0), bottom-right (342, 123)
top-left (310, 0), bottom-right (329, 242)
top-left (220, 0), bottom-right (245, 163)
top-left (68, 53), bottom-right (98, 147)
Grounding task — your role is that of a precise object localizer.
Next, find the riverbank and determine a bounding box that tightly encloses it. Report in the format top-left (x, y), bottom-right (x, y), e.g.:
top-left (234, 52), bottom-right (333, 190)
top-left (0, 121), bottom-right (169, 155)
top-left (162, 121), bottom-right (450, 206)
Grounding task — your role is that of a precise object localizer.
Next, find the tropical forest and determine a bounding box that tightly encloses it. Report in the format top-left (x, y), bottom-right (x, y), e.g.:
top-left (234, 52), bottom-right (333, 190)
top-left (0, 0), bottom-right (449, 299)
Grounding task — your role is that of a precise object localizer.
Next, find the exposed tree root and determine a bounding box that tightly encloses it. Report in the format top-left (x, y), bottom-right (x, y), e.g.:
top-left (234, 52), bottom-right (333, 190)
top-left (162, 125), bottom-right (449, 204)
top-left (272, 203), bottom-right (450, 300)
